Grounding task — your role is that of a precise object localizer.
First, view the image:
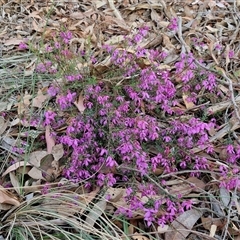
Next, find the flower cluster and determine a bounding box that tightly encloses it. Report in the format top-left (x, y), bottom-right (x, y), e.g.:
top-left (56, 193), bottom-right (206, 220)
top-left (24, 26), bottom-right (240, 226)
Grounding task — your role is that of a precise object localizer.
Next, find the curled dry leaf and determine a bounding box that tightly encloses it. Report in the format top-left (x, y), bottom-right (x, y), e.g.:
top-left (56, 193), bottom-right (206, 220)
top-left (74, 92), bottom-right (85, 114)
top-left (9, 172), bottom-right (20, 195)
top-left (132, 234), bottom-right (150, 240)
top-left (0, 186), bottom-right (20, 206)
top-left (2, 161), bottom-right (31, 177)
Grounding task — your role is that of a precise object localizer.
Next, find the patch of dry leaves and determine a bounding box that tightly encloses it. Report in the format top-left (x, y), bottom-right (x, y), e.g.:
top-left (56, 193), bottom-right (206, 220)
top-left (1, 0), bottom-right (240, 239)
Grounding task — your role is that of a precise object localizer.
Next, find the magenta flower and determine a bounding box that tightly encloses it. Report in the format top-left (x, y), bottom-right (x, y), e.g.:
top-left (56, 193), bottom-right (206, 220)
top-left (19, 42), bottom-right (28, 50)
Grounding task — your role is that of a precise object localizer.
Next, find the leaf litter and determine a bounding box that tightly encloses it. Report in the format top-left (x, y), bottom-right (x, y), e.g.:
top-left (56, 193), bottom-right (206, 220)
top-left (0, 0), bottom-right (240, 239)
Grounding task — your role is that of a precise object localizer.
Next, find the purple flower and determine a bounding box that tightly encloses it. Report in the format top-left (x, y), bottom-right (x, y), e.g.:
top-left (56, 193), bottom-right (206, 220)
top-left (44, 110), bottom-right (56, 125)
top-left (60, 31), bottom-right (73, 44)
top-left (182, 200), bottom-right (193, 210)
top-left (19, 42), bottom-right (28, 50)
top-left (106, 156), bottom-right (117, 167)
top-left (144, 208), bottom-right (157, 227)
top-left (226, 144), bottom-right (235, 154)
top-left (48, 85), bottom-right (59, 97)
top-left (168, 17), bottom-right (178, 32)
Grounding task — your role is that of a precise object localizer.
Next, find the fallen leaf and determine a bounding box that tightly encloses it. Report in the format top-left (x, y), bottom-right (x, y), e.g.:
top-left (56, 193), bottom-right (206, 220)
top-left (2, 161), bottom-right (31, 177)
top-left (186, 177), bottom-right (206, 192)
top-left (220, 187), bottom-right (230, 207)
top-left (32, 89), bottom-right (48, 108)
top-left (183, 94), bottom-right (195, 109)
top-left (0, 186), bottom-right (20, 206)
top-left (106, 187), bottom-right (124, 202)
top-left (132, 234), bottom-right (150, 240)
top-left (0, 117), bottom-right (8, 136)
top-left (74, 92), bottom-right (85, 114)
top-left (165, 209), bottom-right (202, 240)
top-left (157, 224), bottom-right (169, 233)
top-left (28, 151), bottom-right (48, 179)
top-left (45, 125), bottom-right (55, 154)
top-left (16, 91), bottom-right (32, 114)
top-left (201, 216), bottom-right (224, 230)
top-left (52, 144), bottom-right (64, 161)
top-left (4, 38), bottom-right (23, 46)
top-left (9, 172), bottom-right (21, 195)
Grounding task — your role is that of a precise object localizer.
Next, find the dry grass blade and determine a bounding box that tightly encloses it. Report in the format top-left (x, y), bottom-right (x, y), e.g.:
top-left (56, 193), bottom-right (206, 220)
top-left (0, 191), bottom-right (129, 240)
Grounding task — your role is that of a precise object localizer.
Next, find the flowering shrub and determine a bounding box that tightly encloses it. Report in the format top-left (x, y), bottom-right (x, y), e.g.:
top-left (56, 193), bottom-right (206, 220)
top-left (25, 26), bottom-right (240, 226)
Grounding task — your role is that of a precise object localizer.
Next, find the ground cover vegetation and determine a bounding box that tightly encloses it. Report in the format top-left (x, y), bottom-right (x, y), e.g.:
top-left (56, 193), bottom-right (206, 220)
top-left (1, 0), bottom-right (240, 239)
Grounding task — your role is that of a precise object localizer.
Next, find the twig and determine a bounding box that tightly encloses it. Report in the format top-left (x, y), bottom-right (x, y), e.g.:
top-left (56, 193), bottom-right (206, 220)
top-left (220, 69), bottom-right (240, 124)
top-left (177, 17), bottom-right (190, 55)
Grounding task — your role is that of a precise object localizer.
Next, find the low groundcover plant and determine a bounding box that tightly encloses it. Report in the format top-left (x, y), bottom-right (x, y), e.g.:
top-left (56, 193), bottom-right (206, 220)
top-left (18, 25), bottom-right (240, 227)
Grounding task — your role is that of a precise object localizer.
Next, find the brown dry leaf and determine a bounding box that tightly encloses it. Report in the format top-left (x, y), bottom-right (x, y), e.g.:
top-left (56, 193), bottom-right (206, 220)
top-left (208, 40), bottom-right (219, 65)
top-left (157, 224), bottom-right (169, 233)
top-left (4, 38), bottom-right (23, 46)
top-left (32, 19), bottom-right (44, 32)
top-left (182, 94), bottom-right (195, 109)
top-left (106, 187), bottom-right (124, 202)
top-left (206, 95), bottom-right (240, 115)
top-left (28, 151), bottom-right (48, 179)
top-left (169, 183), bottom-right (192, 197)
top-left (52, 144), bottom-right (64, 161)
top-left (132, 234), bottom-right (150, 240)
top-left (39, 154), bottom-right (55, 181)
top-left (2, 161), bottom-right (31, 177)
top-left (78, 187), bottom-right (101, 207)
top-left (218, 84), bottom-right (229, 95)
top-left (16, 91), bottom-right (32, 114)
top-left (108, 0), bottom-right (124, 21)
top-left (28, 10), bottom-right (42, 20)
top-left (150, 9), bottom-right (161, 23)
top-left (0, 116), bottom-right (8, 136)
top-left (225, 44), bottom-right (230, 67)
top-left (0, 203), bottom-right (13, 211)
top-left (105, 35), bottom-right (125, 45)
top-left (9, 172), bottom-right (21, 195)
top-left (0, 186), bottom-right (20, 206)
top-left (94, 56), bottom-right (112, 74)
top-left (186, 177), bottom-right (206, 192)
top-left (201, 216), bottom-right (224, 230)
top-left (32, 89), bottom-right (49, 108)
top-left (165, 209), bottom-right (202, 240)
top-left (45, 125), bottom-right (55, 154)
top-left (74, 92), bottom-right (85, 114)
top-left (162, 34), bottom-right (175, 50)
